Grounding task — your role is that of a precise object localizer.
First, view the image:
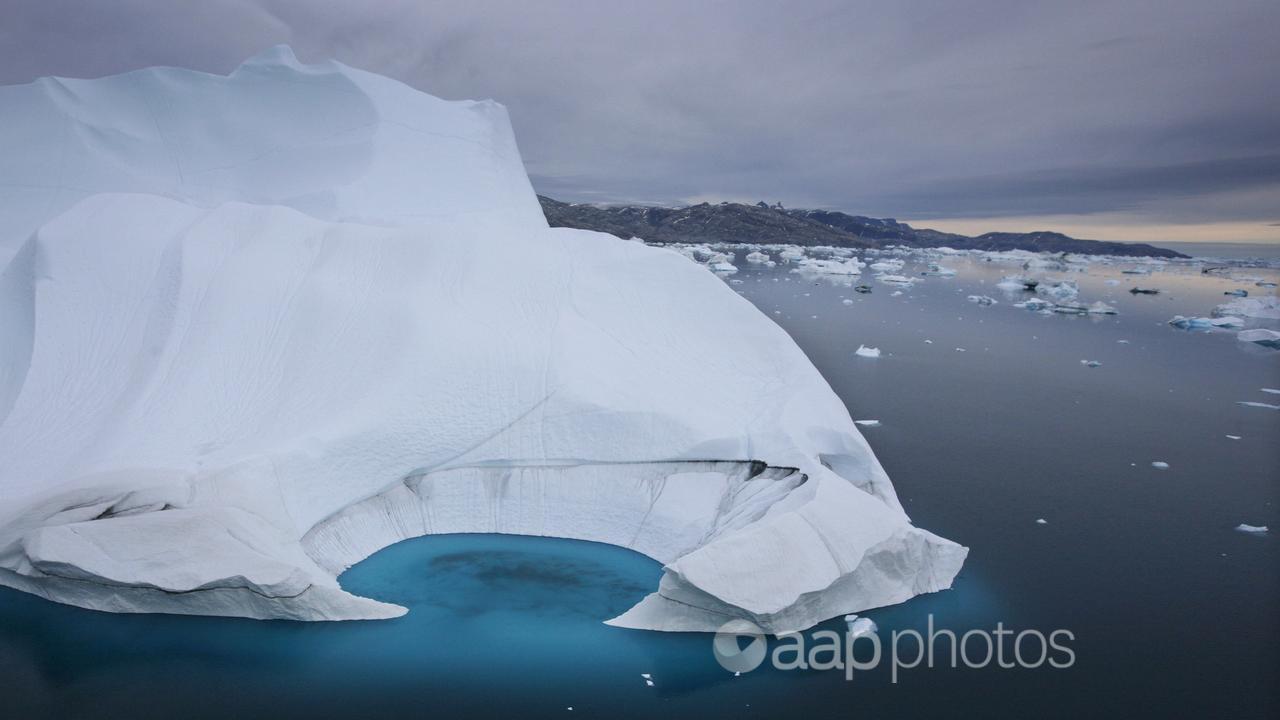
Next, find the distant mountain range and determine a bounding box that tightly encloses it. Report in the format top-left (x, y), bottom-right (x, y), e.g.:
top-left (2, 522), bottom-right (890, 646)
top-left (539, 196), bottom-right (1188, 258)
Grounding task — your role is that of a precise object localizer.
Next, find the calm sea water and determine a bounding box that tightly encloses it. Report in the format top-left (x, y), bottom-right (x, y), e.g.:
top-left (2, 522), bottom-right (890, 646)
top-left (1, 250), bottom-right (1277, 719)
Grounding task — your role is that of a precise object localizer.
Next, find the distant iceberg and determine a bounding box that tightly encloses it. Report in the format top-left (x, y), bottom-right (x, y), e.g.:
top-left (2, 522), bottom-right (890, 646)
top-left (0, 48), bottom-right (964, 633)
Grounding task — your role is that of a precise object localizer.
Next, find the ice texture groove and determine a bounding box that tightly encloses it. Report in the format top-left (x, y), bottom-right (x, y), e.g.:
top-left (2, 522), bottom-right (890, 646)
top-left (0, 47), bottom-right (965, 633)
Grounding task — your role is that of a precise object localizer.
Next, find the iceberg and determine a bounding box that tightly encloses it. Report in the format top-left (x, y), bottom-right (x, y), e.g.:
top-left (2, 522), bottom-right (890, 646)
top-left (0, 49), bottom-right (965, 633)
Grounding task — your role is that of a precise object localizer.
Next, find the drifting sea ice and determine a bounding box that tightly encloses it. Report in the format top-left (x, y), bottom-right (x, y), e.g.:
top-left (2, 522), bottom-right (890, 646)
top-left (1234, 524), bottom-right (1269, 534)
top-left (1168, 316), bottom-right (1245, 330)
top-left (745, 251), bottom-right (771, 264)
top-left (967, 295), bottom-right (997, 305)
top-left (855, 345), bottom-right (882, 358)
top-left (1236, 329), bottom-right (1280, 349)
top-left (1214, 296), bottom-right (1280, 320)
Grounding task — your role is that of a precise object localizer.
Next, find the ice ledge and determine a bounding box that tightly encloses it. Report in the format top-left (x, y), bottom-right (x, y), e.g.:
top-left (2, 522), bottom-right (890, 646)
top-left (0, 460), bottom-right (966, 632)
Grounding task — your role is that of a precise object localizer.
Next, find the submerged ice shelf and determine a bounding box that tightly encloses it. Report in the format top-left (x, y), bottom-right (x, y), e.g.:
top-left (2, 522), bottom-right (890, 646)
top-left (0, 48), bottom-right (965, 633)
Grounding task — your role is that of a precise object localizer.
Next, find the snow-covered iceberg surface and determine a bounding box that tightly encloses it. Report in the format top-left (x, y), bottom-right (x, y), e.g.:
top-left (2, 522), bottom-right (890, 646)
top-left (0, 48), bottom-right (965, 634)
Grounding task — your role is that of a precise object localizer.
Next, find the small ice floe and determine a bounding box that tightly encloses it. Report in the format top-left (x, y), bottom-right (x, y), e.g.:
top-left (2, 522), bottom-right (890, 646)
top-left (795, 258), bottom-right (864, 275)
top-left (1038, 280), bottom-right (1079, 300)
top-left (1053, 302), bottom-right (1090, 315)
top-left (855, 345), bottom-right (881, 358)
top-left (1014, 297), bottom-right (1054, 311)
top-left (1263, 388), bottom-right (1280, 395)
top-left (1236, 401), bottom-right (1280, 410)
top-left (996, 275), bottom-right (1031, 291)
top-left (1080, 359), bottom-right (1102, 368)
top-left (779, 247), bottom-right (806, 262)
top-left (967, 295), bottom-right (997, 305)
top-left (924, 339), bottom-right (933, 344)
top-left (1215, 296), bottom-right (1280, 320)
top-left (1151, 461), bottom-right (1169, 469)
top-left (877, 274), bottom-right (915, 286)
top-left (842, 298), bottom-right (854, 305)
top-left (1129, 287), bottom-right (1160, 295)
top-left (1225, 435), bottom-right (1242, 440)
top-left (1224, 289), bottom-right (1248, 297)
top-left (1237, 328), bottom-right (1280, 349)
top-left (923, 264), bottom-right (956, 277)
top-left (1117, 339), bottom-right (1130, 343)
top-left (1168, 315), bottom-right (1244, 330)
top-left (745, 251), bottom-right (771, 264)
top-left (1234, 524), bottom-right (1269, 535)
top-left (1035, 518), bottom-right (1048, 525)
top-left (855, 419), bottom-right (881, 427)
top-left (1087, 301), bottom-right (1118, 315)
top-left (869, 260), bottom-right (904, 272)
top-left (955, 347), bottom-right (966, 352)
top-left (843, 615), bottom-right (878, 639)
top-left (854, 284), bottom-right (872, 294)
top-left (890, 290), bottom-right (904, 297)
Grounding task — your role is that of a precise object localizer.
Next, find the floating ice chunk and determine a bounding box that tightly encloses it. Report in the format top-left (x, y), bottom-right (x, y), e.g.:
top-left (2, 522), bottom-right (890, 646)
top-left (891, 290), bottom-right (903, 297)
top-left (1236, 401), bottom-right (1280, 410)
top-left (1151, 461), bottom-right (1169, 469)
top-left (1214, 296), bottom-right (1280, 320)
top-left (842, 298), bottom-right (854, 305)
top-left (1237, 329), bottom-right (1280, 349)
top-left (1263, 389), bottom-right (1280, 395)
top-left (1053, 302), bottom-right (1090, 315)
top-left (923, 264), bottom-right (956, 277)
top-left (795, 258), bottom-right (863, 275)
top-left (844, 615), bottom-right (878, 639)
top-left (1168, 315), bottom-right (1244, 330)
top-left (1225, 435), bottom-right (1242, 440)
top-left (1080, 360), bottom-right (1101, 367)
top-left (855, 345), bottom-right (881, 358)
top-left (855, 420), bottom-right (881, 427)
top-left (967, 295), bottom-right (997, 305)
top-left (996, 276), bottom-right (1030, 291)
top-left (869, 260), bottom-right (904, 272)
top-left (1087, 301), bottom-right (1118, 315)
top-left (1014, 298), bottom-right (1054, 311)
top-left (779, 247), bottom-right (806, 262)
top-left (1035, 518), bottom-right (1047, 525)
top-left (877, 274), bottom-right (914, 285)
top-left (641, 673), bottom-right (651, 679)
top-left (745, 251), bottom-right (771, 264)
top-left (1235, 524), bottom-right (1269, 534)
top-left (1037, 280), bottom-right (1079, 300)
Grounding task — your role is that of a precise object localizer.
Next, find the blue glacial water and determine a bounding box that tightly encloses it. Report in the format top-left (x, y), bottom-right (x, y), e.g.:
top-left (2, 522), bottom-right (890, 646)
top-left (1, 250), bottom-right (1277, 719)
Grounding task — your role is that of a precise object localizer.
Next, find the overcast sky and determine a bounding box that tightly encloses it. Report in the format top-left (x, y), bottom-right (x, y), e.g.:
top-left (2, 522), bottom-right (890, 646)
top-left (4, 0), bottom-right (1278, 242)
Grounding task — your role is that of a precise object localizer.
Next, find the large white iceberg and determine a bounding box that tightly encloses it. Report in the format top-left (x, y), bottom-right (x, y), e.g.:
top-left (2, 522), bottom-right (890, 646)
top-left (0, 48), bottom-right (965, 634)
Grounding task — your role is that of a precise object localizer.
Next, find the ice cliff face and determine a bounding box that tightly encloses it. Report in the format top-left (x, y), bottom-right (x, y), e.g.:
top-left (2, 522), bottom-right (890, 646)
top-left (0, 47), bottom-right (966, 633)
